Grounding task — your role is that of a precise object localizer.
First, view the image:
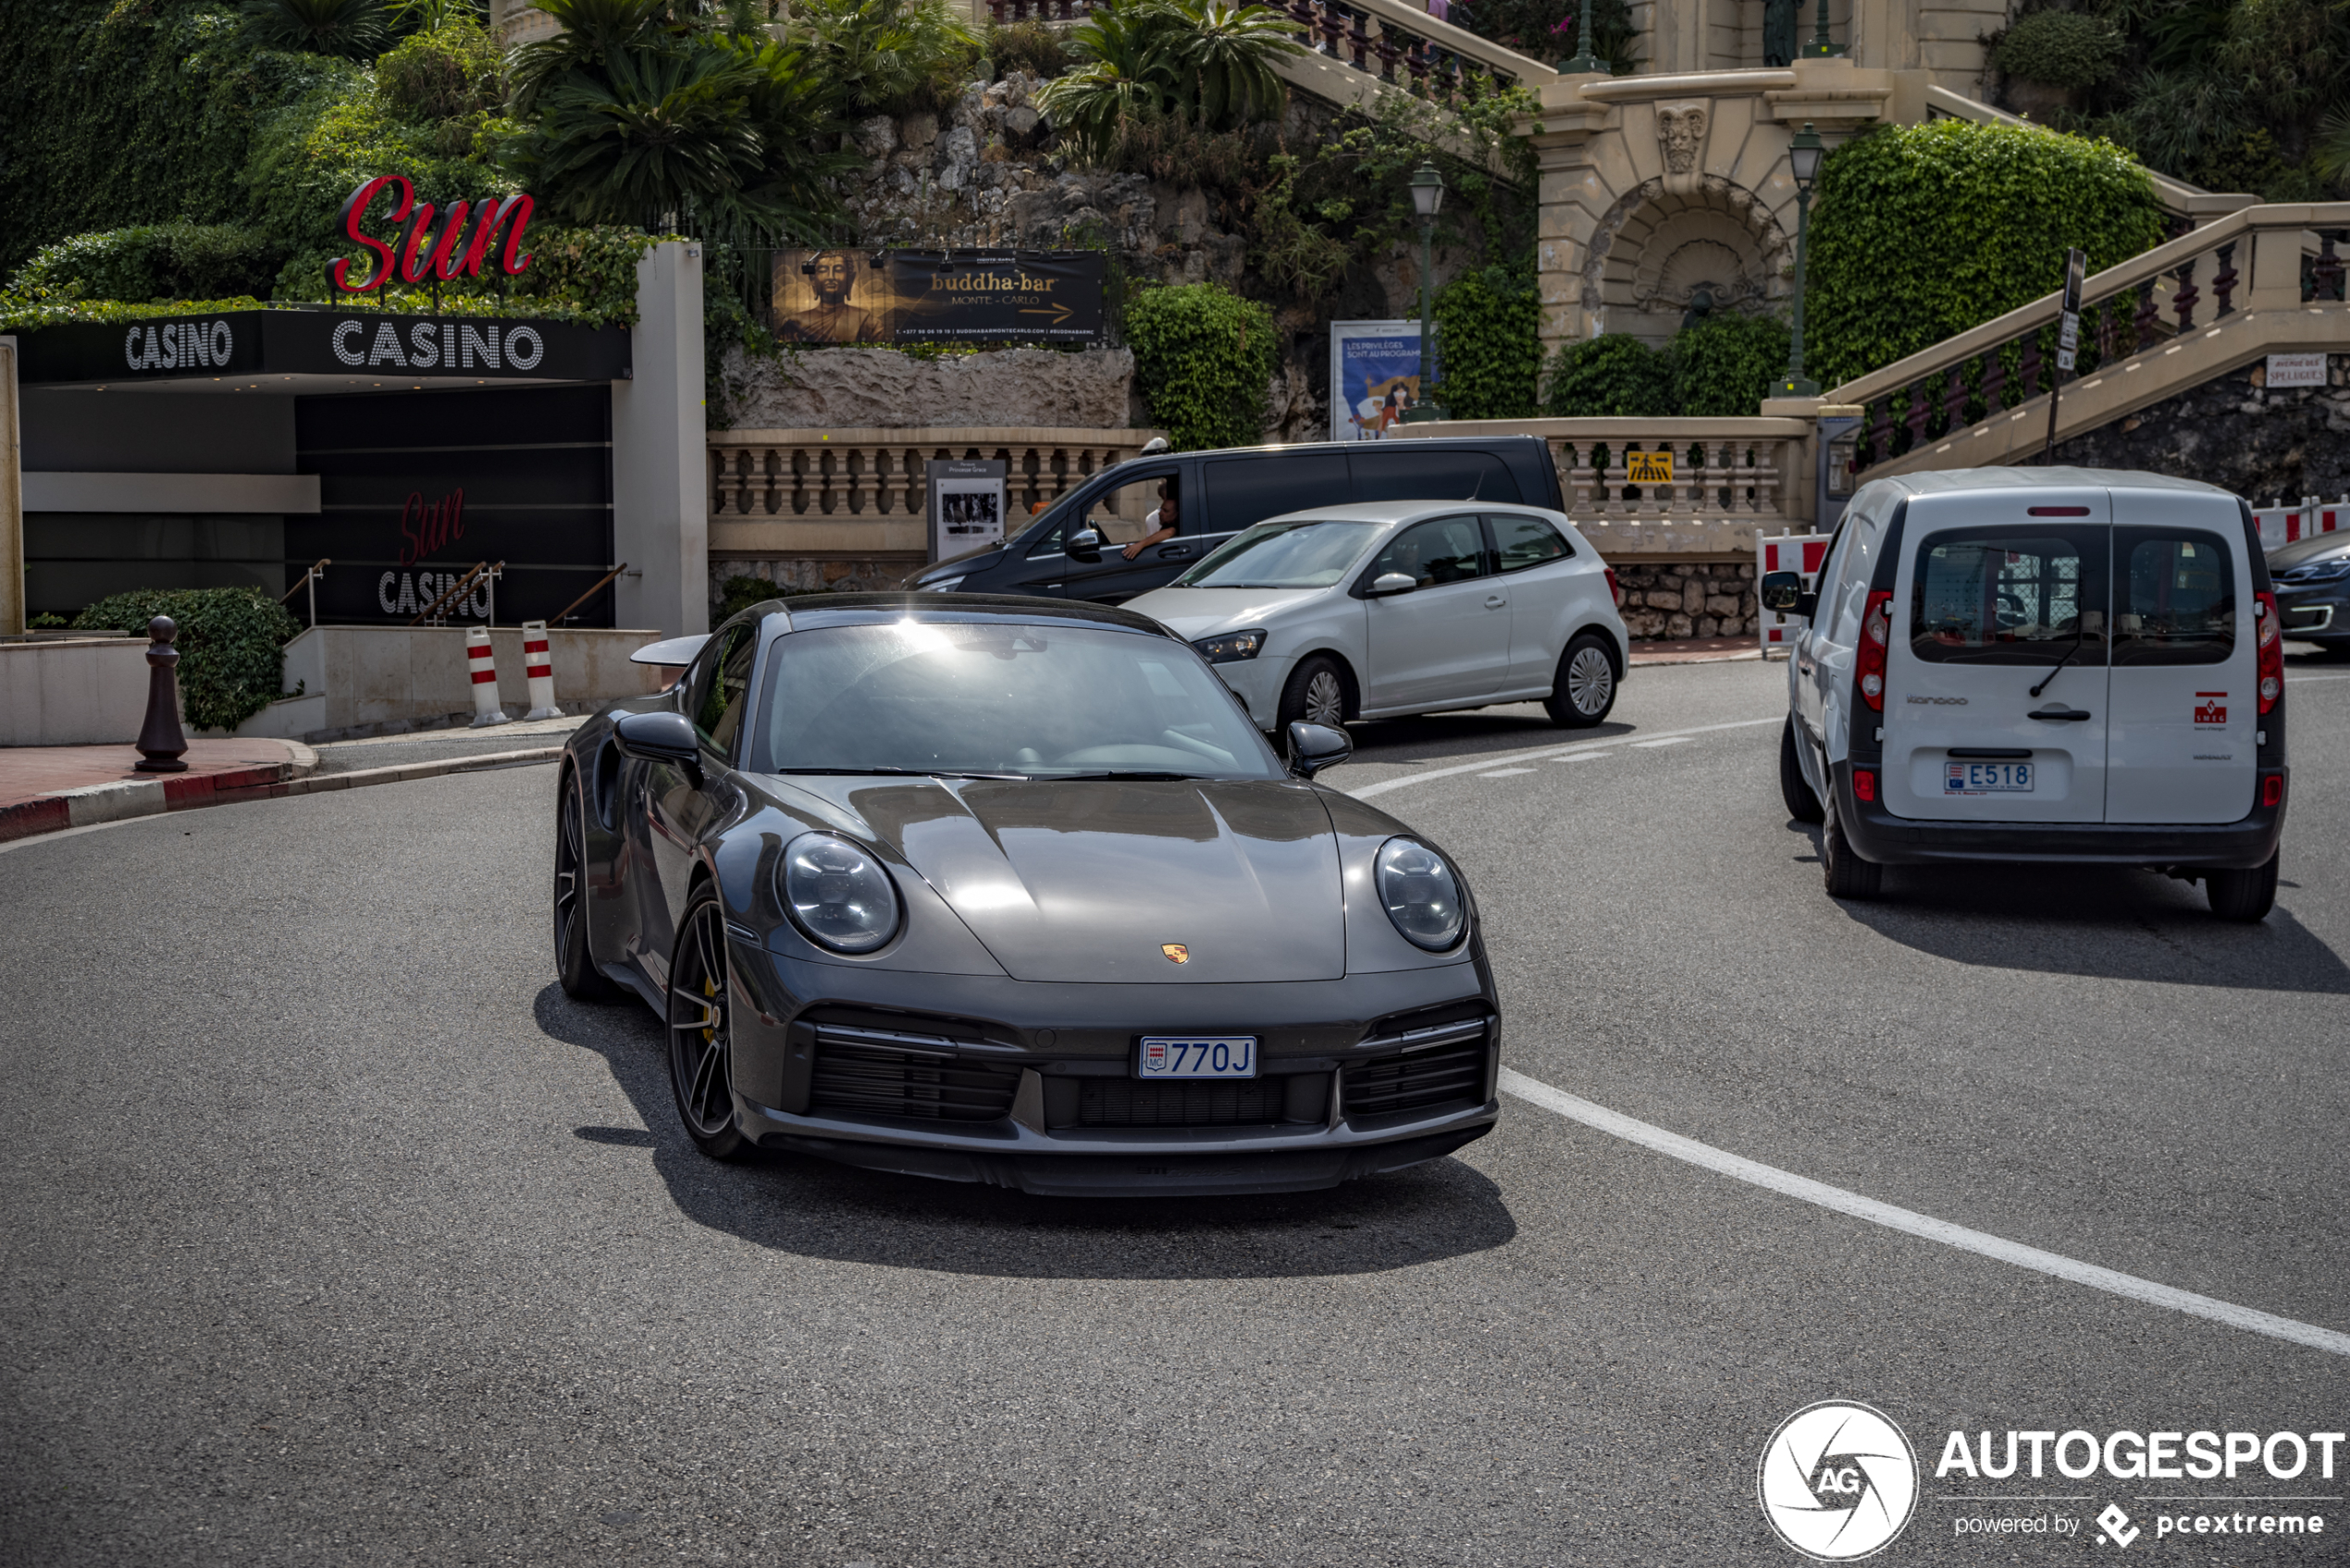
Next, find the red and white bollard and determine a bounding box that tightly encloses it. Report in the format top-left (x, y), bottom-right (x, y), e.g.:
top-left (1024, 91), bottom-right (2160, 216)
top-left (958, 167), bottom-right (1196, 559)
top-left (466, 624), bottom-right (510, 727)
top-left (521, 620), bottom-right (561, 721)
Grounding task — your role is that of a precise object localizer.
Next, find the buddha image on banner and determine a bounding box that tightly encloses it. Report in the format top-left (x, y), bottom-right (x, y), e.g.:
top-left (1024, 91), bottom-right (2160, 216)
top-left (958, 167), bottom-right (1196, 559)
top-left (772, 249), bottom-right (901, 342)
top-left (1330, 321), bottom-right (1437, 441)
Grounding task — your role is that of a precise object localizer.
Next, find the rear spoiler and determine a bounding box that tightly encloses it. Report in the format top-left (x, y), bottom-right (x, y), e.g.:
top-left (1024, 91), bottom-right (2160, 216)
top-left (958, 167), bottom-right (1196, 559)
top-left (629, 633), bottom-right (709, 667)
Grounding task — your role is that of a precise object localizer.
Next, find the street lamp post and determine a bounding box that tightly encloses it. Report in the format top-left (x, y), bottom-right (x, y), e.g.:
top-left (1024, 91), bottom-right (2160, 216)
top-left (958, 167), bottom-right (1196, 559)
top-left (1801, 0), bottom-right (1844, 56)
top-left (1402, 162), bottom-right (1449, 424)
top-left (1561, 0), bottom-right (1602, 74)
top-left (1776, 123), bottom-right (1824, 398)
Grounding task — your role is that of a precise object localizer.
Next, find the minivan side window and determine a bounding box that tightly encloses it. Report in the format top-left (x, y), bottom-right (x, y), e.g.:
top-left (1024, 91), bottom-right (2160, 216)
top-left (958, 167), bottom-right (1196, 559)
top-left (1349, 447), bottom-right (1522, 505)
top-left (1909, 527), bottom-right (2110, 665)
top-left (2113, 529), bottom-right (2234, 665)
top-left (1199, 452), bottom-right (1349, 533)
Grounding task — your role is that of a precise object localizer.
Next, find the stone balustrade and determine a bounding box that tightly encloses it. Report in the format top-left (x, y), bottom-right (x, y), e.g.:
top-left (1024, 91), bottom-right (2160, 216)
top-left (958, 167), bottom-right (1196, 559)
top-left (1391, 416), bottom-right (1812, 560)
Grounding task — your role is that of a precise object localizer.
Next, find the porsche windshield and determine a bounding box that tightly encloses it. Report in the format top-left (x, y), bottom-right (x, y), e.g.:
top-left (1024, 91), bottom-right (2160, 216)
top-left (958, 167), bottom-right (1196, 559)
top-left (1173, 519), bottom-right (1382, 588)
top-left (748, 620), bottom-right (1286, 780)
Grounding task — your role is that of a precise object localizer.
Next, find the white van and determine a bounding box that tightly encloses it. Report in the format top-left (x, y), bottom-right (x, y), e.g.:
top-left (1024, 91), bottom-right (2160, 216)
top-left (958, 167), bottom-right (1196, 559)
top-left (1761, 467), bottom-right (2289, 920)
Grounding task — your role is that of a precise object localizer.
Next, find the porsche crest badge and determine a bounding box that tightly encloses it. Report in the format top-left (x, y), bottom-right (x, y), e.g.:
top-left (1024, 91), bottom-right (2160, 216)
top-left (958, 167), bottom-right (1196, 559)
top-left (1161, 944), bottom-right (1189, 965)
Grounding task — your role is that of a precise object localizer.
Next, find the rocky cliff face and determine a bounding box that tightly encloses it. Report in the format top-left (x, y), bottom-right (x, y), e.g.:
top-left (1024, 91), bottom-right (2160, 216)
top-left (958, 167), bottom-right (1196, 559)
top-left (733, 73), bottom-right (1481, 446)
top-left (2063, 357), bottom-right (2350, 504)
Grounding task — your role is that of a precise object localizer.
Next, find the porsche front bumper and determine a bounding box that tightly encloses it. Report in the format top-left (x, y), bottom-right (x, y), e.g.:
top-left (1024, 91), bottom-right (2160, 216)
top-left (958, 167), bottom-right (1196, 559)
top-left (724, 952), bottom-right (1502, 1197)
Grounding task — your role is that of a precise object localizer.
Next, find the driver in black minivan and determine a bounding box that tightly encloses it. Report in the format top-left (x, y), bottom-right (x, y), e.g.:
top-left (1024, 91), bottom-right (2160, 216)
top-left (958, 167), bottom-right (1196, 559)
top-left (1121, 478), bottom-right (1180, 561)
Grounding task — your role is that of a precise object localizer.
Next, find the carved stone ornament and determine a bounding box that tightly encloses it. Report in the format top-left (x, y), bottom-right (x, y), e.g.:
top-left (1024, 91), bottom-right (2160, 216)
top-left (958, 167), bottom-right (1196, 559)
top-left (1656, 102), bottom-right (1712, 189)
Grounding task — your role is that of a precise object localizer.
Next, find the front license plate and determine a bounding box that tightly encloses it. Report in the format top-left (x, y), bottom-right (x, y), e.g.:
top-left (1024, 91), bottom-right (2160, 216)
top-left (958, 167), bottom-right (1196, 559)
top-left (1138, 1037), bottom-right (1257, 1079)
top-left (1946, 761), bottom-right (2034, 795)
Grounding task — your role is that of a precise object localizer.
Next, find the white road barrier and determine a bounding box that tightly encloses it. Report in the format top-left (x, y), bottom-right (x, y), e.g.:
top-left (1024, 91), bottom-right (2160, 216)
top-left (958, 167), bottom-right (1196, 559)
top-left (1756, 533), bottom-right (1830, 656)
top-left (2254, 495), bottom-right (2345, 550)
top-left (465, 626), bottom-right (511, 728)
top-left (520, 620), bottom-right (562, 721)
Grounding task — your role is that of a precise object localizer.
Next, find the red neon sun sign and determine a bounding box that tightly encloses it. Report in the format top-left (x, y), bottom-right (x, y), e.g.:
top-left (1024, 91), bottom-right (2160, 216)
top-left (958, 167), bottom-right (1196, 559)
top-left (331, 176), bottom-right (537, 294)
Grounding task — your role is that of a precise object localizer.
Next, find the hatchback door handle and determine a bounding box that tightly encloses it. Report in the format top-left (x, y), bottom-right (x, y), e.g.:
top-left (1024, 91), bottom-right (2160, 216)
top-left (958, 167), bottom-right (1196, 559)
top-left (2028, 707), bottom-right (2094, 722)
top-left (1485, 594), bottom-right (1506, 609)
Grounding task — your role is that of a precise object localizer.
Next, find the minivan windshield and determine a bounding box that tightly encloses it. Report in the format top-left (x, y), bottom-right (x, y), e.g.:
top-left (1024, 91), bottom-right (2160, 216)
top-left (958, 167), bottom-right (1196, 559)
top-left (1172, 518), bottom-right (1381, 588)
top-left (748, 620), bottom-right (1285, 780)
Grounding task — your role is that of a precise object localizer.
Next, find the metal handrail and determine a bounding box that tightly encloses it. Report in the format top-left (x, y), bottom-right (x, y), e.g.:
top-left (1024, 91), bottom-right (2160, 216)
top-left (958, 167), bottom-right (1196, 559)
top-left (408, 561), bottom-right (502, 627)
top-left (553, 562), bottom-right (628, 625)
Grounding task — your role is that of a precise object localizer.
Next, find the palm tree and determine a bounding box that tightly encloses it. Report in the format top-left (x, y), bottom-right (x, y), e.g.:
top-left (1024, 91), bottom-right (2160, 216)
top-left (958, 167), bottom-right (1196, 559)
top-left (238, 0), bottom-right (390, 58)
top-left (1159, 0), bottom-right (1294, 129)
top-left (1036, 0), bottom-right (1295, 161)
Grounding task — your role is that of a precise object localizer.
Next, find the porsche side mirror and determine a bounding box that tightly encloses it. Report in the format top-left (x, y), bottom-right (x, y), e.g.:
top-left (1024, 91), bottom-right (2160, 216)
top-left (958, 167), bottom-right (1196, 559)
top-left (1761, 572), bottom-right (1816, 619)
top-left (1286, 721), bottom-right (1353, 779)
top-left (1366, 572), bottom-right (1416, 597)
top-left (1067, 527), bottom-right (1103, 562)
top-left (613, 710), bottom-right (703, 784)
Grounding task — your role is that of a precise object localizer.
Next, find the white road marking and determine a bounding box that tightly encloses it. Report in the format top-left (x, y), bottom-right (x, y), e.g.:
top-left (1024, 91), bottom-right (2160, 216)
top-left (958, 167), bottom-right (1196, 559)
top-left (1549, 751), bottom-right (1610, 761)
top-left (1478, 768), bottom-right (1536, 778)
top-left (1631, 737), bottom-right (1692, 749)
top-left (1343, 717), bottom-right (1780, 800)
top-left (2284, 673), bottom-right (2350, 684)
top-left (1501, 1068), bottom-right (2350, 1359)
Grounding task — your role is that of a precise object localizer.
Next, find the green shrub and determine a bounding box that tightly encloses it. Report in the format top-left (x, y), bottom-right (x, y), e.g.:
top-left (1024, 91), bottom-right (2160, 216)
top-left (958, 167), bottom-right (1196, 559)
top-left (716, 574), bottom-right (784, 620)
top-left (71, 587), bottom-right (303, 733)
top-left (1542, 333), bottom-right (1674, 417)
top-left (987, 19), bottom-right (1069, 80)
top-left (1125, 281), bottom-right (1280, 451)
top-left (1430, 265), bottom-right (1542, 421)
top-left (1995, 11), bottom-right (2124, 90)
top-left (1805, 119), bottom-right (2162, 389)
top-left (7, 223), bottom-right (289, 302)
top-left (1668, 312), bottom-right (1790, 416)
top-left (375, 19), bottom-right (506, 126)
top-left (786, 0), bottom-right (983, 117)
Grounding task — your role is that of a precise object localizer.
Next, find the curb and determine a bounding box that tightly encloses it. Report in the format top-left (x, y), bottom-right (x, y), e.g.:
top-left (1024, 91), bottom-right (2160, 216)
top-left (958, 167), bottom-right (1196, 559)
top-left (0, 744), bottom-right (562, 847)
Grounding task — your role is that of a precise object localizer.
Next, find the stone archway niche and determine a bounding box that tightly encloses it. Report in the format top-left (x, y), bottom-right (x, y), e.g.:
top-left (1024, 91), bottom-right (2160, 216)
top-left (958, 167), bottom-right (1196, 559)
top-left (1584, 176), bottom-right (1790, 346)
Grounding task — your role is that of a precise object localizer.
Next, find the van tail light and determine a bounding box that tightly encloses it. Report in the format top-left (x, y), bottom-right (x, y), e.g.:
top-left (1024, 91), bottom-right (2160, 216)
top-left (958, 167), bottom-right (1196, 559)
top-left (1852, 768), bottom-right (1879, 803)
top-left (1856, 590), bottom-right (1893, 710)
top-left (2255, 591), bottom-right (2283, 714)
top-left (1604, 567), bottom-right (1621, 606)
top-left (2260, 773), bottom-right (2286, 809)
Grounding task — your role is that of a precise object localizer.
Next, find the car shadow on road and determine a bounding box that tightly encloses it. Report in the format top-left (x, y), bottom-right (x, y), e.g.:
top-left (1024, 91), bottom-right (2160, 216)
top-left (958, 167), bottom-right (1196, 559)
top-left (1786, 824), bottom-right (2350, 994)
top-left (1343, 706), bottom-right (1630, 765)
top-left (533, 986), bottom-right (1519, 1278)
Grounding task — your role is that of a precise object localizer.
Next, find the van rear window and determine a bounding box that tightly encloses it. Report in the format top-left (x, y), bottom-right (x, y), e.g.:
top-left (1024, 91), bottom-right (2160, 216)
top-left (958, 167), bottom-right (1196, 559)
top-left (2114, 529), bottom-right (2233, 665)
top-left (1909, 526), bottom-right (2109, 665)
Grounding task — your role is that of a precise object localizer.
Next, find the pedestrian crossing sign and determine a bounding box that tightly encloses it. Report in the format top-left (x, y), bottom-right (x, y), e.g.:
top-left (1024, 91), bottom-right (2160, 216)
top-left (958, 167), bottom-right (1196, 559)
top-left (1627, 451), bottom-right (1673, 485)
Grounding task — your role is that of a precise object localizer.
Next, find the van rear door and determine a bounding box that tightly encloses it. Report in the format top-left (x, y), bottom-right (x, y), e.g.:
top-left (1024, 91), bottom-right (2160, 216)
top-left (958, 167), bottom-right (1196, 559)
top-left (1883, 490), bottom-right (2111, 823)
top-left (2103, 492), bottom-right (2256, 824)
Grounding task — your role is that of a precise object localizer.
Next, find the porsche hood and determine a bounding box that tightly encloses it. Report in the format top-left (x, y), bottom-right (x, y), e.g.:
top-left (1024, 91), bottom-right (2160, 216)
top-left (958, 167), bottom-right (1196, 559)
top-left (790, 777), bottom-right (1346, 982)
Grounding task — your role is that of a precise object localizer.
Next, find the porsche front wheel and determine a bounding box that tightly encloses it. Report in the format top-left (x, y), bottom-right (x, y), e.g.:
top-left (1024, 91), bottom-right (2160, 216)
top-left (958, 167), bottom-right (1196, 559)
top-left (667, 893), bottom-right (748, 1159)
top-left (554, 770), bottom-right (622, 1001)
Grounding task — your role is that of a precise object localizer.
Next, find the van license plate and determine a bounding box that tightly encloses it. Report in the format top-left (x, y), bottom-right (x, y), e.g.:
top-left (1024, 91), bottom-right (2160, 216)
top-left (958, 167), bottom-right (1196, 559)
top-left (1138, 1037), bottom-right (1257, 1079)
top-left (1946, 762), bottom-right (2033, 795)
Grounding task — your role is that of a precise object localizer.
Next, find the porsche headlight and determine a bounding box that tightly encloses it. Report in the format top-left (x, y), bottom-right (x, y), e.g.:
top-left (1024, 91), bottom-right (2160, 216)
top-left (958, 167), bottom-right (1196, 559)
top-left (779, 833), bottom-right (900, 954)
top-left (1375, 837), bottom-right (1465, 952)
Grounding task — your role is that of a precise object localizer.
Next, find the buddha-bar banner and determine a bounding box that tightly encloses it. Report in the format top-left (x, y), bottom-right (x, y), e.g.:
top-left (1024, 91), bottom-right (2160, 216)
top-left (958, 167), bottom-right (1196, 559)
top-left (769, 249), bottom-right (1106, 345)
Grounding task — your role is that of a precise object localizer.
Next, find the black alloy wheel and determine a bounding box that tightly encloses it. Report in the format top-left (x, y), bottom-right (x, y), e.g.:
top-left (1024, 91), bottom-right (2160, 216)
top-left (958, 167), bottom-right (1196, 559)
top-left (1820, 789), bottom-right (1882, 901)
top-left (667, 893), bottom-right (748, 1159)
top-left (554, 770), bottom-right (621, 1001)
top-left (2205, 853), bottom-right (2279, 922)
top-left (1779, 718), bottom-right (1824, 824)
top-left (1278, 654), bottom-right (1350, 737)
top-left (1545, 633), bottom-right (1617, 727)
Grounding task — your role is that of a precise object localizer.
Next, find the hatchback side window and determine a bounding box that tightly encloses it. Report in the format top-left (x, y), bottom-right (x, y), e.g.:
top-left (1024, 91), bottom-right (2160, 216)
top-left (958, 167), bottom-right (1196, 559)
top-left (2113, 529), bottom-right (2234, 665)
top-left (1367, 515), bottom-right (1487, 587)
top-left (1909, 527), bottom-right (2109, 665)
top-left (1489, 513), bottom-right (1573, 572)
top-left (692, 623), bottom-right (757, 755)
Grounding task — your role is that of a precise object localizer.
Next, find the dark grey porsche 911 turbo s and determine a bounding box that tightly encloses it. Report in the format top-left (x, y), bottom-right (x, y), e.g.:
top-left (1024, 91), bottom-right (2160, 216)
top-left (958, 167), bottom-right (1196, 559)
top-left (553, 593), bottom-right (1500, 1197)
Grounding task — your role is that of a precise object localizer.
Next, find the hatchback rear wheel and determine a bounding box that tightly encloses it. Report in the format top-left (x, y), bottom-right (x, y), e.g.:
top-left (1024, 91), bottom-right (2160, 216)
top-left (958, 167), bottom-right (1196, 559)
top-left (2205, 853), bottom-right (2278, 921)
top-left (1545, 633), bottom-right (1617, 727)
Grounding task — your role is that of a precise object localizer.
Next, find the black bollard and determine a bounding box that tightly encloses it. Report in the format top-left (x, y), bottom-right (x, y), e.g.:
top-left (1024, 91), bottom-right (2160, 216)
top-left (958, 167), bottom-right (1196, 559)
top-left (134, 615), bottom-right (191, 774)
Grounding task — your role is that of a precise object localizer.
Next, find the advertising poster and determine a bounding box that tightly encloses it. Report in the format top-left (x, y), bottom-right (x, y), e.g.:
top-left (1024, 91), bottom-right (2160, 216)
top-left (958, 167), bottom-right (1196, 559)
top-left (772, 250), bottom-right (1106, 345)
top-left (927, 458), bottom-right (1007, 562)
top-left (1330, 320), bottom-right (1438, 441)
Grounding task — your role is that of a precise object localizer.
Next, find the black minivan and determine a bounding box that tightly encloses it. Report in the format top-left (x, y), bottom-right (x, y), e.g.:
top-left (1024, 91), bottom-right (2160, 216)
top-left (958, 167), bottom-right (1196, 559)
top-left (907, 435), bottom-right (1565, 603)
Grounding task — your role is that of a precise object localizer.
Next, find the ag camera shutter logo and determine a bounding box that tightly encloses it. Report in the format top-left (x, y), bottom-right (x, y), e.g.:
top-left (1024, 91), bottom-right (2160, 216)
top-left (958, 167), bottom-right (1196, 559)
top-left (1759, 1401), bottom-right (1919, 1560)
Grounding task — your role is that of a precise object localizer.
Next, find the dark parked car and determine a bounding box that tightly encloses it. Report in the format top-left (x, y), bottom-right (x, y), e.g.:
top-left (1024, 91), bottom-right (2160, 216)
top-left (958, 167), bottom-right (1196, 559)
top-left (553, 594), bottom-right (1502, 1196)
top-left (2271, 530), bottom-right (2350, 654)
top-left (906, 435), bottom-right (1565, 603)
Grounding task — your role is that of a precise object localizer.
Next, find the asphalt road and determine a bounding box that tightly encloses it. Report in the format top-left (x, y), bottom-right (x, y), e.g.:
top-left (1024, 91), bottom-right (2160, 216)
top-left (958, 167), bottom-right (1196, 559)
top-left (4, 652), bottom-right (2346, 1566)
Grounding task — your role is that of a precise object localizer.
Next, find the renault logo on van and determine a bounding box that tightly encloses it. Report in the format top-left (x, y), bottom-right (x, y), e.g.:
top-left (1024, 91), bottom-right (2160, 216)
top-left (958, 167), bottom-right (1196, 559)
top-left (1906, 696), bottom-right (1967, 705)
